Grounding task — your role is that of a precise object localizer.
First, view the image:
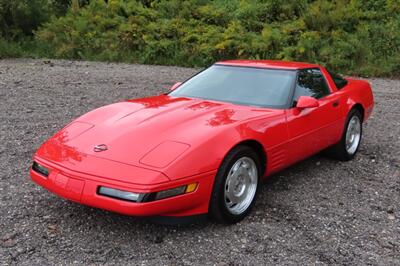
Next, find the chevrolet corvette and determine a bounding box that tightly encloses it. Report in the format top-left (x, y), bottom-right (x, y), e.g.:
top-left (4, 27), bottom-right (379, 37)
top-left (30, 60), bottom-right (374, 224)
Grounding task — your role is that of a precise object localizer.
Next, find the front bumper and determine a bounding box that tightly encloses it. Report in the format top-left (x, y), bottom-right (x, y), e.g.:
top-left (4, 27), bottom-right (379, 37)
top-left (30, 158), bottom-right (216, 217)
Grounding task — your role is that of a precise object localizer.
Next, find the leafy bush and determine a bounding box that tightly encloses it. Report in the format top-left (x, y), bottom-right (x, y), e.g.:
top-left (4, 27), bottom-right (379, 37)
top-left (0, 0), bottom-right (53, 39)
top-left (2, 0), bottom-right (400, 77)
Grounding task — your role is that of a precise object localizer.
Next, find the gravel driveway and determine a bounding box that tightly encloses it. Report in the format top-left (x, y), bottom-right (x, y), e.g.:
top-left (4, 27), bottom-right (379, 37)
top-left (0, 59), bottom-right (399, 265)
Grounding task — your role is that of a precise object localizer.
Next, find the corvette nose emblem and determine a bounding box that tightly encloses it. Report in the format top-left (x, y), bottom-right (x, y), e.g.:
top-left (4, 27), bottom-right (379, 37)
top-left (94, 144), bottom-right (108, 152)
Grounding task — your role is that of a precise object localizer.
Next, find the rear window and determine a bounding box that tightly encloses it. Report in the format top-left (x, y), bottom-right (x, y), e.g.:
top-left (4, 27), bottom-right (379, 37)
top-left (328, 70), bottom-right (348, 89)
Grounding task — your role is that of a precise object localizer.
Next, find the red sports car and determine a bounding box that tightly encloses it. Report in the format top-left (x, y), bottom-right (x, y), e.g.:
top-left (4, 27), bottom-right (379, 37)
top-left (30, 60), bottom-right (374, 224)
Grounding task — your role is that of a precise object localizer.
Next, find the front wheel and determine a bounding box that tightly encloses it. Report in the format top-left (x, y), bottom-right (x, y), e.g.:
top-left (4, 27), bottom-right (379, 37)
top-left (326, 108), bottom-right (363, 161)
top-left (209, 145), bottom-right (261, 224)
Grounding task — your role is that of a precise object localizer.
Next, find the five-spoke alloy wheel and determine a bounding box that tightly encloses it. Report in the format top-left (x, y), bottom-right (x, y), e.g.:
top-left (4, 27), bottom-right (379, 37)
top-left (327, 108), bottom-right (363, 161)
top-left (224, 157), bottom-right (258, 215)
top-left (209, 145), bottom-right (261, 224)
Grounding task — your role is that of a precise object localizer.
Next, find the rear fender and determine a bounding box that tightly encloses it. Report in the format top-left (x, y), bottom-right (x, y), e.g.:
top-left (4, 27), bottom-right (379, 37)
top-left (343, 79), bottom-right (374, 121)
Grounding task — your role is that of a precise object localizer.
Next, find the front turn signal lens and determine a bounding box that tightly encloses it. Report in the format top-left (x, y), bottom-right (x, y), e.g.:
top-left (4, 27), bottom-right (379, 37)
top-left (185, 183), bottom-right (198, 193)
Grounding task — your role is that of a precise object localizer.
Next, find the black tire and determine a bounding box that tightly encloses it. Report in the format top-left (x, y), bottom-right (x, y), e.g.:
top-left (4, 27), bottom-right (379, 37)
top-left (209, 145), bottom-right (261, 224)
top-left (326, 108), bottom-right (363, 161)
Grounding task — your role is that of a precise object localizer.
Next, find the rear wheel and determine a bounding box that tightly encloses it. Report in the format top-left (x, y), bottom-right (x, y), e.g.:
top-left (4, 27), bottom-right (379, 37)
top-left (209, 145), bottom-right (261, 224)
top-left (326, 108), bottom-right (362, 161)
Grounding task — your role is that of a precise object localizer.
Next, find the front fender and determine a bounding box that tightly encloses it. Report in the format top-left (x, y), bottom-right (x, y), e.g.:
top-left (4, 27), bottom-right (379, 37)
top-left (161, 112), bottom-right (288, 180)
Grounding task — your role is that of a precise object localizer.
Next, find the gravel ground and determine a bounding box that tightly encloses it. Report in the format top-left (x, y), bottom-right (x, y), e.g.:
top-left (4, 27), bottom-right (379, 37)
top-left (0, 59), bottom-right (399, 265)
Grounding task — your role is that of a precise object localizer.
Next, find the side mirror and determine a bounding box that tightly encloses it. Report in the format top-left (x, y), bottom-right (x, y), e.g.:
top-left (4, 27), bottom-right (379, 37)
top-left (296, 96), bottom-right (319, 109)
top-left (169, 82), bottom-right (182, 91)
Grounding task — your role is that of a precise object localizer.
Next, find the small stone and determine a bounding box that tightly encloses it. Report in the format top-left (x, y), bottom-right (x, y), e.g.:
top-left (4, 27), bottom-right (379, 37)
top-left (388, 214), bottom-right (395, 220)
top-left (154, 235), bottom-right (164, 244)
top-left (2, 239), bottom-right (16, 248)
top-left (48, 224), bottom-right (57, 230)
top-left (2, 232), bottom-right (17, 241)
top-left (10, 249), bottom-right (20, 259)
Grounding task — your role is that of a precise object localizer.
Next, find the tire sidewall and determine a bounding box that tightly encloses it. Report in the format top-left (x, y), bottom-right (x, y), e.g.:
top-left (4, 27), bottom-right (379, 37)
top-left (210, 146), bottom-right (262, 224)
top-left (342, 109), bottom-right (363, 160)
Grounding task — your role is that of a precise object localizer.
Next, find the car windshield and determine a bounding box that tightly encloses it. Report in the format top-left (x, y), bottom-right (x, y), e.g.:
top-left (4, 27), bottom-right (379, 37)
top-left (169, 65), bottom-right (296, 108)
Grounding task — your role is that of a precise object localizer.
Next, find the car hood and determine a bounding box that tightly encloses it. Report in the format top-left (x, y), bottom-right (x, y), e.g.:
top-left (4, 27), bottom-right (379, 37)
top-left (37, 95), bottom-right (278, 172)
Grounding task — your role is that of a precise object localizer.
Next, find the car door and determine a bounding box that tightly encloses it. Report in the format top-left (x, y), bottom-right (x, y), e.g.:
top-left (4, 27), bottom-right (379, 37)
top-left (285, 68), bottom-right (342, 164)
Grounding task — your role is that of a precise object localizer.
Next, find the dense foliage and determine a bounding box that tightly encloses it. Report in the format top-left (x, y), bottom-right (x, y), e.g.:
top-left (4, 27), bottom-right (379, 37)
top-left (1, 0), bottom-right (399, 76)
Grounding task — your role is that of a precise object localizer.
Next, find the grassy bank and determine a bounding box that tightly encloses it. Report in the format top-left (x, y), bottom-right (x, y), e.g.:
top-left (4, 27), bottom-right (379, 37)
top-left (1, 0), bottom-right (399, 77)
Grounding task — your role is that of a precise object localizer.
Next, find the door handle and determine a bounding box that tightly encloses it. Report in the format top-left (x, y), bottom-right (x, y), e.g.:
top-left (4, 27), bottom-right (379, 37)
top-left (332, 101), bottom-right (339, 107)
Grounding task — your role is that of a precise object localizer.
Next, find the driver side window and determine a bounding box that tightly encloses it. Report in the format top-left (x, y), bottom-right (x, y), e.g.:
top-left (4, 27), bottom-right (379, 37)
top-left (293, 68), bottom-right (330, 103)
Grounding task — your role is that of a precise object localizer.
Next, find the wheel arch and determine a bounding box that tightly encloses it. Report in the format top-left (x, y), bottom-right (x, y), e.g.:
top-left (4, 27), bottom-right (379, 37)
top-left (229, 139), bottom-right (267, 176)
top-left (351, 103), bottom-right (365, 122)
